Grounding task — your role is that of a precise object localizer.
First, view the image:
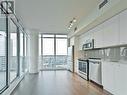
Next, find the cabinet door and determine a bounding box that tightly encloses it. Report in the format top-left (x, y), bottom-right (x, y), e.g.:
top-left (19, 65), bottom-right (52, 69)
top-left (102, 61), bottom-right (115, 94)
top-left (115, 63), bottom-right (127, 95)
top-left (119, 9), bottom-right (127, 45)
top-left (103, 15), bottom-right (119, 47)
top-left (75, 60), bottom-right (79, 73)
top-left (93, 26), bottom-right (104, 48)
top-left (78, 34), bottom-right (86, 50)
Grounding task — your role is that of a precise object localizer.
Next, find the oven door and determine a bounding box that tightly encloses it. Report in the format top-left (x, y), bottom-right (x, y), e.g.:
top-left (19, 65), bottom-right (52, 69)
top-left (78, 61), bottom-right (88, 75)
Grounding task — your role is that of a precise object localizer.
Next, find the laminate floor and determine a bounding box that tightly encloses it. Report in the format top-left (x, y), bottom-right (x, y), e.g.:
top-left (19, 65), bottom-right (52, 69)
top-left (11, 71), bottom-right (110, 95)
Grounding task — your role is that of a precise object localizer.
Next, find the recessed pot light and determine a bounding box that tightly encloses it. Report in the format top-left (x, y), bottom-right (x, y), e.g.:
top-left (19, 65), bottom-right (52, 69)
top-left (68, 27), bottom-right (71, 29)
top-left (73, 18), bottom-right (76, 22)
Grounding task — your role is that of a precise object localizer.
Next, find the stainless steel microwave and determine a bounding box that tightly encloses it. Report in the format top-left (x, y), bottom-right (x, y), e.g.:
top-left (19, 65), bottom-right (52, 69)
top-left (82, 39), bottom-right (94, 50)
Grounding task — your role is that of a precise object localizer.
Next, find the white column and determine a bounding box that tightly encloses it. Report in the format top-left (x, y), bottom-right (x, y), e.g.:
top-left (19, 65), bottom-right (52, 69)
top-left (28, 31), bottom-right (39, 74)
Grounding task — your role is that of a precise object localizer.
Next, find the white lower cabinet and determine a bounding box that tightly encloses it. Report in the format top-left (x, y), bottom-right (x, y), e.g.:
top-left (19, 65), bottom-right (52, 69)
top-left (102, 61), bottom-right (116, 94)
top-left (75, 60), bottom-right (79, 73)
top-left (102, 61), bottom-right (127, 95)
top-left (115, 63), bottom-right (127, 95)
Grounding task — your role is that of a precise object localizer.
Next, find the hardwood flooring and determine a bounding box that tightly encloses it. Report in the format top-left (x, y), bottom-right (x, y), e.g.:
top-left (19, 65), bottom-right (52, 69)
top-left (11, 71), bottom-right (111, 95)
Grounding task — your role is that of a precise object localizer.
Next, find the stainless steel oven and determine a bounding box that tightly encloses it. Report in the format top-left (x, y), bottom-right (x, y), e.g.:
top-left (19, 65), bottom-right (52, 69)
top-left (78, 59), bottom-right (89, 80)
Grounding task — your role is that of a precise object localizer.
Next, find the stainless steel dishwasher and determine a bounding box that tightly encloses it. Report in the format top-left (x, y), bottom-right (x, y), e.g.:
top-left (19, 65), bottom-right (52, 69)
top-left (89, 58), bottom-right (102, 85)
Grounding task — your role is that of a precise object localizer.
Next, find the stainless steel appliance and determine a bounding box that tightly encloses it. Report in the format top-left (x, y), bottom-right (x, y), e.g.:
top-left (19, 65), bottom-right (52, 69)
top-left (78, 59), bottom-right (89, 80)
top-left (89, 58), bottom-right (102, 85)
top-left (82, 39), bottom-right (94, 50)
top-left (67, 46), bottom-right (74, 72)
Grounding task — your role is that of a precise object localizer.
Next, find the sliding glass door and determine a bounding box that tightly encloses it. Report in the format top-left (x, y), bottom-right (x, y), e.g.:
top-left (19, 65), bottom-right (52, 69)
top-left (20, 31), bottom-right (24, 76)
top-left (42, 35), bottom-right (55, 69)
top-left (0, 5), bottom-right (28, 94)
top-left (24, 34), bottom-right (28, 73)
top-left (55, 37), bottom-right (67, 69)
top-left (0, 14), bottom-right (7, 92)
top-left (39, 34), bottom-right (67, 70)
top-left (9, 19), bottom-right (18, 82)
top-left (19, 31), bottom-right (28, 76)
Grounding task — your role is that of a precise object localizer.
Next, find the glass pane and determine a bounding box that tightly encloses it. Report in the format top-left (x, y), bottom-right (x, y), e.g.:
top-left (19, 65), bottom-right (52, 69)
top-left (0, 32), bottom-right (6, 90)
top-left (39, 37), bottom-right (41, 56)
top-left (56, 39), bottom-right (67, 55)
top-left (39, 37), bottom-right (42, 70)
top-left (40, 35), bottom-right (67, 70)
top-left (24, 34), bottom-right (28, 72)
top-left (20, 33), bottom-right (23, 56)
top-left (24, 35), bottom-right (27, 56)
top-left (0, 16), bottom-right (7, 90)
top-left (43, 34), bottom-right (54, 38)
top-left (42, 38), bottom-right (55, 69)
top-left (55, 38), bottom-right (67, 69)
top-left (39, 34), bottom-right (41, 38)
top-left (56, 35), bottom-right (67, 38)
top-left (10, 20), bottom-right (18, 82)
top-left (20, 32), bottom-right (24, 76)
top-left (43, 38), bottom-right (54, 55)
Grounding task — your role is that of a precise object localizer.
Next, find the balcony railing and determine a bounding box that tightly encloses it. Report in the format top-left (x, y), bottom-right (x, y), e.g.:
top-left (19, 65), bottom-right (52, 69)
top-left (0, 55), bottom-right (68, 71)
top-left (0, 56), bottom-right (6, 71)
top-left (39, 55), bottom-right (68, 70)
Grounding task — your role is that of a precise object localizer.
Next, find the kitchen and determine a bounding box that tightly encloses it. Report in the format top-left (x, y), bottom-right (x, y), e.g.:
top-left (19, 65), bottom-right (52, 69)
top-left (1, 0), bottom-right (127, 95)
top-left (68, 8), bottom-right (127, 95)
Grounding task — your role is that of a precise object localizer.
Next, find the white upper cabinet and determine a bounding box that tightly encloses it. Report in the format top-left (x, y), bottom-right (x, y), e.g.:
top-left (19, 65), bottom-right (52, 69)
top-left (78, 30), bottom-right (94, 50)
top-left (102, 15), bottom-right (120, 47)
top-left (85, 29), bottom-right (94, 42)
top-left (119, 9), bottom-right (127, 45)
top-left (93, 24), bottom-right (104, 48)
top-left (78, 9), bottom-right (127, 49)
top-left (78, 34), bottom-right (86, 50)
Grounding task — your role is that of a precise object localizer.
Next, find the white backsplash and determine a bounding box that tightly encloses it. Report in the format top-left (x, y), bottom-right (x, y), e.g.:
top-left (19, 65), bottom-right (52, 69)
top-left (78, 50), bottom-right (85, 59)
top-left (104, 47), bottom-right (120, 62)
top-left (83, 46), bottom-right (127, 62)
top-left (84, 49), bottom-right (104, 59)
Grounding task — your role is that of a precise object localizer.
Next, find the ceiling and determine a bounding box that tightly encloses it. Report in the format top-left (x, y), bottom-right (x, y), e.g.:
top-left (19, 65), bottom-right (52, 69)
top-left (15, 0), bottom-right (99, 34)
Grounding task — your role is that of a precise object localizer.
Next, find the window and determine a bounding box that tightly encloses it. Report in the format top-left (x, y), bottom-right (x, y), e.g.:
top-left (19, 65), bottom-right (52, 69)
top-left (0, 29), bottom-right (7, 91)
top-left (56, 39), bottom-right (67, 55)
top-left (39, 34), bottom-right (67, 70)
top-left (56, 35), bottom-right (67, 38)
top-left (24, 34), bottom-right (28, 72)
top-left (43, 34), bottom-right (54, 38)
top-left (20, 31), bottom-right (24, 76)
top-left (10, 19), bottom-right (18, 82)
top-left (0, 13), bottom-right (7, 92)
top-left (43, 38), bottom-right (54, 55)
top-left (39, 35), bottom-right (41, 56)
top-left (55, 36), bottom-right (67, 68)
top-left (0, 7), bottom-right (28, 94)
